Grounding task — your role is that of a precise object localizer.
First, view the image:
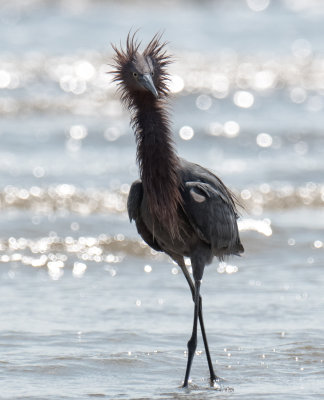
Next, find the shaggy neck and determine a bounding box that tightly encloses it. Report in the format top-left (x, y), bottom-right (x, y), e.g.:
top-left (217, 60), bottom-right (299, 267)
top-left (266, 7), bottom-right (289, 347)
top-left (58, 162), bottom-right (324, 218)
top-left (133, 97), bottom-right (177, 176)
top-left (131, 94), bottom-right (182, 237)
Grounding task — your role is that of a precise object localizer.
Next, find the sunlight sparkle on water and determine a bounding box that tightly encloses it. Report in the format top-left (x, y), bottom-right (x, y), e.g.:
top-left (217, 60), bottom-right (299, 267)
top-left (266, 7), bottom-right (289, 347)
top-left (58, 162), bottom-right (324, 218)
top-left (60, 75), bottom-right (87, 95)
top-left (217, 262), bottom-right (238, 274)
top-left (48, 260), bottom-right (64, 280)
top-left (233, 90), bottom-right (254, 108)
top-left (33, 166), bottom-right (45, 178)
top-left (0, 70), bottom-right (11, 88)
top-left (238, 218), bottom-right (272, 236)
top-left (313, 240), bottom-right (323, 249)
top-left (208, 122), bottom-right (223, 136)
top-left (290, 87), bottom-right (307, 104)
top-left (241, 189), bottom-right (252, 200)
top-left (208, 121), bottom-right (240, 138)
top-left (144, 264), bottom-right (152, 273)
top-left (104, 127), bottom-right (121, 142)
top-left (253, 69), bottom-right (276, 90)
top-left (56, 184), bottom-right (76, 197)
top-left (196, 94), bottom-right (212, 111)
top-left (73, 262), bottom-right (87, 277)
top-left (69, 125), bottom-right (88, 140)
top-left (104, 265), bottom-right (117, 277)
top-left (75, 60), bottom-right (95, 81)
top-left (256, 133), bottom-right (273, 147)
top-left (71, 222), bottom-right (79, 231)
top-left (168, 74), bottom-right (184, 93)
top-left (224, 121), bottom-right (240, 137)
top-left (211, 73), bottom-right (229, 97)
top-left (179, 126), bottom-right (194, 140)
top-left (246, 0), bottom-right (270, 12)
top-left (32, 255), bottom-right (48, 267)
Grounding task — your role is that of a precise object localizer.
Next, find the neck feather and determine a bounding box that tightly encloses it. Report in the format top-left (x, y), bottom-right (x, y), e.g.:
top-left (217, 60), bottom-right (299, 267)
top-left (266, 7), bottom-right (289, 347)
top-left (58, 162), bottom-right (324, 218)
top-left (131, 94), bottom-right (182, 238)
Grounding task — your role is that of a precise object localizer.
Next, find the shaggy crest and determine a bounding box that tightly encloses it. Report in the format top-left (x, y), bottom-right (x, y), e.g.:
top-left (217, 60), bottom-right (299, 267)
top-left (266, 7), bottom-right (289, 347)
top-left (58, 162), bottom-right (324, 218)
top-left (111, 32), bottom-right (172, 109)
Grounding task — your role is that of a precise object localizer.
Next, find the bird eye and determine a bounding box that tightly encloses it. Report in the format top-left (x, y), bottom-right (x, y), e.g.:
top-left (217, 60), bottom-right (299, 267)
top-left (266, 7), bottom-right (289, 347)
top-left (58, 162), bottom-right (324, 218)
top-left (151, 71), bottom-right (154, 76)
top-left (133, 72), bottom-right (138, 78)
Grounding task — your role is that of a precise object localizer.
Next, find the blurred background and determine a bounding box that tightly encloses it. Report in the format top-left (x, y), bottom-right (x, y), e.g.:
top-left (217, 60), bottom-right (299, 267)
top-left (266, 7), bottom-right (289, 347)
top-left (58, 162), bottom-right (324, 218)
top-left (1, 0), bottom-right (324, 399)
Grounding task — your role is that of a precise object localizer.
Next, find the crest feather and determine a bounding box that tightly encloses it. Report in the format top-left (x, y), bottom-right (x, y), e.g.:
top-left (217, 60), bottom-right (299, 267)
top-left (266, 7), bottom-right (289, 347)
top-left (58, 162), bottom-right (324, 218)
top-left (111, 31), bottom-right (172, 104)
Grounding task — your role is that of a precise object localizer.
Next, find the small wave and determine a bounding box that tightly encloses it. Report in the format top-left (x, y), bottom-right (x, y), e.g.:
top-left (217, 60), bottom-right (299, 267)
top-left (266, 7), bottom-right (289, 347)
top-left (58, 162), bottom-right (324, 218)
top-left (0, 234), bottom-right (155, 268)
top-left (239, 182), bottom-right (324, 213)
top-left (0, 184), bottom-right (128, 215)
top-left (0, 183), bottom-right (323, 215)
top-left (0, 215), bottom-right (272, 277)
top-left (0, 234), bottom-right (158, 280)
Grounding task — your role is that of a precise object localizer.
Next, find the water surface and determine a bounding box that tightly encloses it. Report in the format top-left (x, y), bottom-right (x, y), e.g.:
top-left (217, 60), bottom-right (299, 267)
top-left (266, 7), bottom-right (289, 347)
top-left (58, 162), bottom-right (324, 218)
top-left (1, 1), bottom-right (324, 399)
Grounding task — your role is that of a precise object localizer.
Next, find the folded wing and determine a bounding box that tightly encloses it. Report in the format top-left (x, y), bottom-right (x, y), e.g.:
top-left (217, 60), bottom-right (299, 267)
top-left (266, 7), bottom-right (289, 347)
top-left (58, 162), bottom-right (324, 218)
top-left (181, 179), bottom-right (244, 260)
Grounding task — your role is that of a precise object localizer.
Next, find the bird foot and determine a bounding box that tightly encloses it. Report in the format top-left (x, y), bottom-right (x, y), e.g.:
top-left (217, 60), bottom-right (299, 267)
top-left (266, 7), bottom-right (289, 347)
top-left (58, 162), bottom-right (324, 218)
top-left (180, 379), bottom-right (197, 390)
top-left (181, 378), bottom-right (190, 389)
top-left (209, 377), bottom-right (234, 392)
top-left (209, 374), bottom-right (226, 388)
top-left (210, 378), bottom-right (221, 390)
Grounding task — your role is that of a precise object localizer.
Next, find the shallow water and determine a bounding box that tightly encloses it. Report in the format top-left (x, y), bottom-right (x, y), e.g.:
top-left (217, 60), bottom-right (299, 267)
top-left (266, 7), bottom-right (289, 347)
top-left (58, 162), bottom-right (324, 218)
top-left (1, 1), bottom-right (324, 399)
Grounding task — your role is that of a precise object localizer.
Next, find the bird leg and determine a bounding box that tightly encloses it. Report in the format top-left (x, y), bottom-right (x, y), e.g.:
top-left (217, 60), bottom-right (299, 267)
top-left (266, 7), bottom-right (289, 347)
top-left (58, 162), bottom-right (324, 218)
top-left (183, 278), bottom-right (201, 388)
top-left (179, 262), bottom-right (218, 386)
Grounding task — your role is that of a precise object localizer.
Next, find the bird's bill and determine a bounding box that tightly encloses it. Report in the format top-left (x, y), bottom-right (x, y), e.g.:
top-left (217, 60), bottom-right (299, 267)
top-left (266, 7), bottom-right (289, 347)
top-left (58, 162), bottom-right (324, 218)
top-left (140, 74), bottom-right (159, 98)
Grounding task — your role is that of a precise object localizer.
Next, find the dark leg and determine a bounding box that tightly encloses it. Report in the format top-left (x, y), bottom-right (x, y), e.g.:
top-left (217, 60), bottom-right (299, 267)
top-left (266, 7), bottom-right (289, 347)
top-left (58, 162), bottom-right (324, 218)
top-left (179, 262), bottom-right (218, 386)
top-left (183, 278), bottom-right (201, 388)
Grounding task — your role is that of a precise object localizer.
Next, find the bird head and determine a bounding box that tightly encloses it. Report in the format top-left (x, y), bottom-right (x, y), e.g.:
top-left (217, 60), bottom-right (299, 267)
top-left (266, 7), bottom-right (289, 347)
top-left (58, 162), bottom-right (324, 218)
top-left (111, 32), bottom-right (171, 104)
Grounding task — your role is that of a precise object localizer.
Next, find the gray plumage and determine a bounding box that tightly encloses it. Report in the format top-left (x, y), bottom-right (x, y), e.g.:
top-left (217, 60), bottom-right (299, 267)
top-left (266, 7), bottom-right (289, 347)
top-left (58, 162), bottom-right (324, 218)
top-left (112, 32), bottom-right (244, 388)
top-left (128, 158), bottom-right (243, 263)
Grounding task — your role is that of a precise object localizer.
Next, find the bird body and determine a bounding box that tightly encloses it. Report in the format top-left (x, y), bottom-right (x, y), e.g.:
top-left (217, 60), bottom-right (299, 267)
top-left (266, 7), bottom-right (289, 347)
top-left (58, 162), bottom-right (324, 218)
top-left (128, 158), bottom-right (243, 263)
top-left (112, 32), bottom-right (244, 388)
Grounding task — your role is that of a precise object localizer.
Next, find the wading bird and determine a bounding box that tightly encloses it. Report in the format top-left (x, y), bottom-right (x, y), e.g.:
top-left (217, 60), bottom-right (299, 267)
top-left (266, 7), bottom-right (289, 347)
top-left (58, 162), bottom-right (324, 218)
top-left (111, 33), bottom-right (244, 388)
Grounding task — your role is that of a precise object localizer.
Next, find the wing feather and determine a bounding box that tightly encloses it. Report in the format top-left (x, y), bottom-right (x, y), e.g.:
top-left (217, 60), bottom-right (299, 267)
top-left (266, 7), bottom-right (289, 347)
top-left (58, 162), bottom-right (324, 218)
top-left (182, 180), bottom-right (243, 259)
top-left (127, 180), bottom-right (162, 252)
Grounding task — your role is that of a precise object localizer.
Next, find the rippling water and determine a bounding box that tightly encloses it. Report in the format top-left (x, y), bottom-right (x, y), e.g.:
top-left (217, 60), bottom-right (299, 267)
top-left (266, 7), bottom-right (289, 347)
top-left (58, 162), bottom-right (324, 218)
top-left (1, 1), bottom-right (324, 399)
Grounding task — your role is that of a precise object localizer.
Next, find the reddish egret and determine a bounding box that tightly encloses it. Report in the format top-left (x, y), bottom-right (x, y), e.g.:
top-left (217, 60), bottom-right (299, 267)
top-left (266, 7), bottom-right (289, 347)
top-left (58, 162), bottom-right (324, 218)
top-left (111, 33), bottom-right (244, 388)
